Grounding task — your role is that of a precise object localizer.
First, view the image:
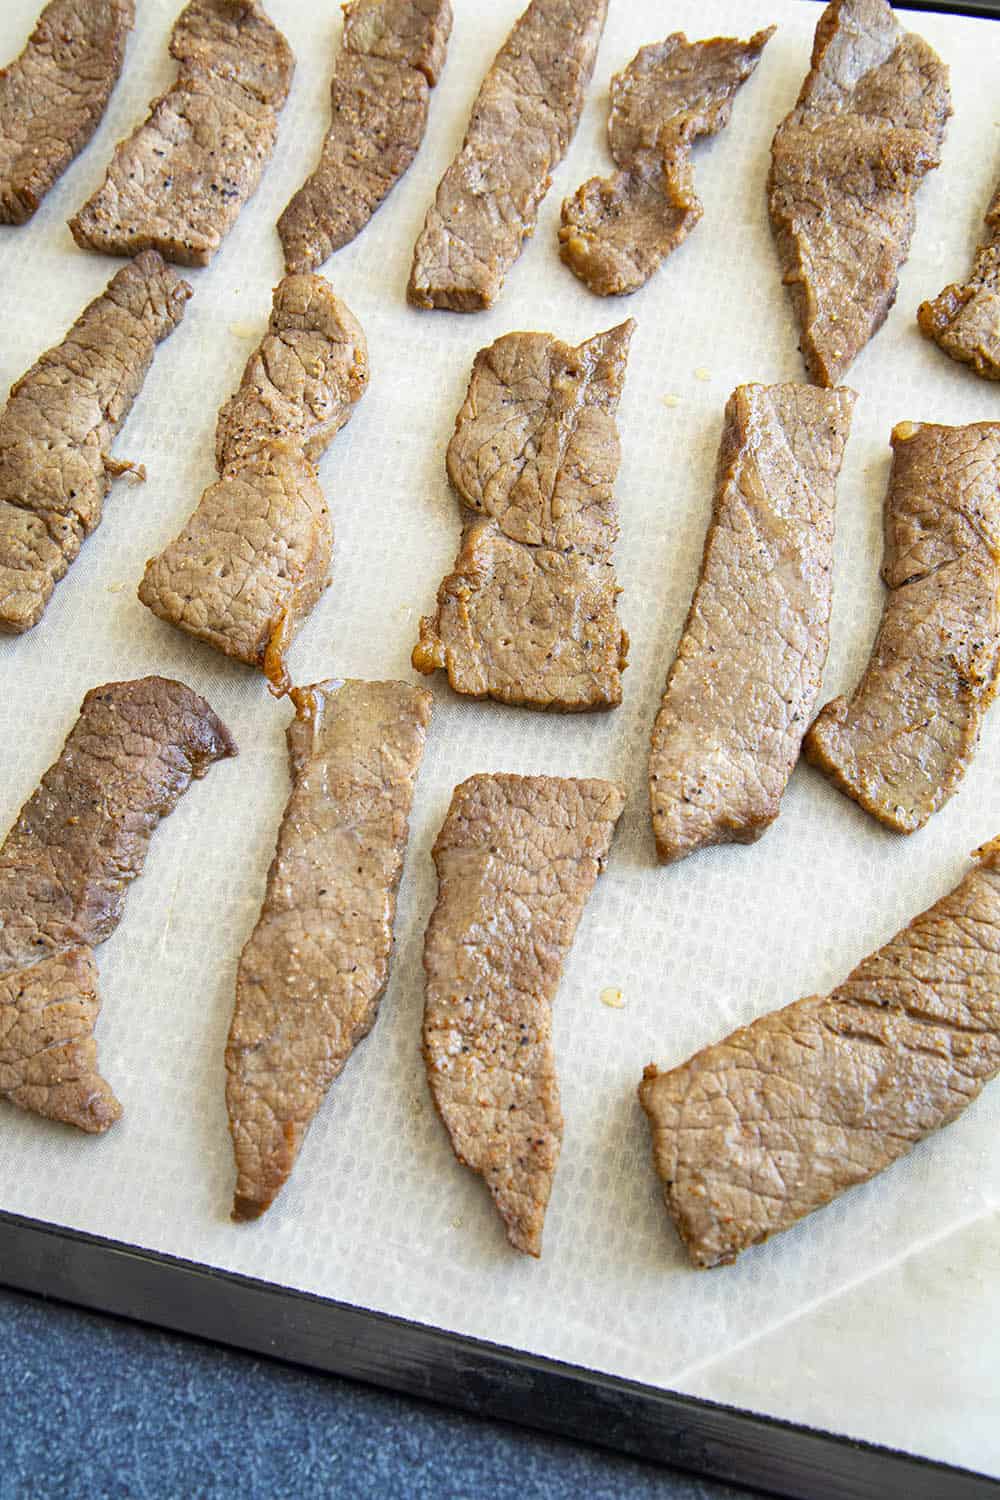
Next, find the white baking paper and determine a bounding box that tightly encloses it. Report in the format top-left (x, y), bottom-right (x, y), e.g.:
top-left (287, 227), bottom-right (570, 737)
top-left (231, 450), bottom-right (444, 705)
top-left (1, 0), bottom-right (998, 1477)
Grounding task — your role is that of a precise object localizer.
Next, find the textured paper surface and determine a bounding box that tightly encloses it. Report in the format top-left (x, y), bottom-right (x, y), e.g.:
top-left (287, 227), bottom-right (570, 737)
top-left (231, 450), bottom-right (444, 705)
top-left (1, 0), bottom-right (998, 1477)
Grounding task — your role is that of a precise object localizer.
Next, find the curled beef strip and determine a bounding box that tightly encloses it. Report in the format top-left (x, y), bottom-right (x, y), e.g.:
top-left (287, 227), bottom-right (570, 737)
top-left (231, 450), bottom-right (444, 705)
top-left (413, 321), bottom-right (633, 711)
top-left (0, 251), bottom-right (191, 636)
top-left (805, 421), bottom-right (1000, 834)
top-left (768, 0), bottom-right (950, 387)
top-left (408, 0), bottom-right (608, 312)
top-left (278, 0), bottom-right (452, 275)
top-left (0, 677), bottom-right (236, 1132)
top-left (69, 0), bottom-right (294, 267)
top-left (0, 0), bottom-right (134, 224)
top-left (226, 678), bottom-right (432, 1220)
top-left (423, 774), bottom-right (625, 1256)
top-left (560, 28), bottom-right (773, 298)
top-left (649, 382), bottom-right (855, 864)
top-left (139, 275), bottom-right (369, 691)
top-left (640, 836), bottom-right (1000, 1268)
top-left (918, 176), bottom-right (1000, 381)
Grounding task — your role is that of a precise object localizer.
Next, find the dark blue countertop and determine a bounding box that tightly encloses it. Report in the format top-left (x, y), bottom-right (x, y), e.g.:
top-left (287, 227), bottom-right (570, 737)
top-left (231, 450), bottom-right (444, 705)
top-left (0, 1287), bottom-right (760, 1499)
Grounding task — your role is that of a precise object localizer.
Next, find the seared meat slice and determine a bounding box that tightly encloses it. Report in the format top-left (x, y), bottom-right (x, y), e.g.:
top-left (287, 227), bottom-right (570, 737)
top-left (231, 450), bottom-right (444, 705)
top-left (278, 0), bottom-right (452, 275)
top-left (139, 276), bottom-right (368, 690)
top-left (408, 0), bottom-right (608, 311)
top-left (805, 421), bottom-right (1000, 834)
top-left (769, 0), bottom-right (950, 387)
top-left (423, 774), bottom-right (624, 1256)
top-left (412, 322), bottom-right (633, 711)
top-left (0, 677), bottom-right (236, 1132)
top-left (226, 678), bottom-right (432, 1220)
top-left (560, 28), bottom-right (773, 298)
top-left (0, 252), bottom-right (191, 635)
top-left (918, 177), bottom-right (1000, 381)
top-left (640, 836), bottom-right (1000, 1268)
top-left (69, 0), bottom-right (294, 267)
top-left (649, 383), bottom-right (855, 864)
top-left (0, 0), bottom-right (134, 224)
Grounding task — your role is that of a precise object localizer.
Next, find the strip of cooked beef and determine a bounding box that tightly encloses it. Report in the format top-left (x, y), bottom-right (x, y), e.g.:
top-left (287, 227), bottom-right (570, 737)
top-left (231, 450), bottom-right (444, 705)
top-left (0, 0), bottom-right (134, 224)
top-left (423, 773), bottom-right (624, 1256)
top-left (649, 383), bottom-right (856, 865)
top-left (0, 676), bottom-right (236, 1132)
top-left (0, 252), bottom-right (191, 636)
top-left (68, 0), bottom-right (293, 267)
top-left (640, 835), bottom-right (1000, 1268)
top-left (805, 421), bottom-right (1000, 834)
top-left (768, 0), bottom-right (950, 387)
top-left (408, 0), bottom-right (608, 311)
top-left (918, 176), bottom-right (1000, 381)
top-left (560, 28), bottom-right (774, 298)
top-left (278, 0), bottom-right (452, 275)
top-left (412, 321), bottom-right (633, 710)
top-left (226, 678), bottom-right (432, 1220)
top-left (139, 275), bottom-right (368, 691)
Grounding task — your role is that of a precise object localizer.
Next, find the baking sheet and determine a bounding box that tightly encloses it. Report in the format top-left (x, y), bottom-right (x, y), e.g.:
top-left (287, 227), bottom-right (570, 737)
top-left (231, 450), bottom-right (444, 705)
top-left (0, 0), bottom-right (998, 1479)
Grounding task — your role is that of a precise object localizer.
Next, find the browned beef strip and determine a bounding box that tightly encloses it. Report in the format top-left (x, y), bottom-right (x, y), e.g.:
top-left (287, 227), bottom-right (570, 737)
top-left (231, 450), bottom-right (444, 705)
top-left (805, 421), bottom-right (1000, 834)
top-left (278, 0), bottom-right (452, 275)
top-left (918, 178), bottom-right (1000, 381)
top-left (408, 0), bottom-right (608, 312)
top-left (226, 678), bottom-right (432, 1220)
top-left (0, 676), bottom-right (236, 1132)
top-left (0, 252), bottom-right (191, 636)
top-left (649, 383), bottom-right (855, 865)
top-left (560, 29), bottom-right (773, 298)
top-left (768, 0), bottom-right (950, 387)
top-left (423, 774), bottom-right (624, 1256)
top-left (68, 0), bottom-right (294, 267)
top-left (412, 322), bottom-right (633, 710)
top-left (640, 835), bottom-right (1000, 1268)
top-left (0, 0), bottom-right (134, 225)
top-left (139, 276), bottom-right (368, 690)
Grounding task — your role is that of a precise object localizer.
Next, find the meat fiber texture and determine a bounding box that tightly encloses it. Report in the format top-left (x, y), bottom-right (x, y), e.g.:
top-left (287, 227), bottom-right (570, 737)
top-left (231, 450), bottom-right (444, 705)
top-left (4, 0), bottom-right (1000, 1478)
top-left (69, 0), bottom-right (294, 267)
top-left (0, 0), bottom-right (134, 224)
top-left (918, 178), bottom-right (1000, 381)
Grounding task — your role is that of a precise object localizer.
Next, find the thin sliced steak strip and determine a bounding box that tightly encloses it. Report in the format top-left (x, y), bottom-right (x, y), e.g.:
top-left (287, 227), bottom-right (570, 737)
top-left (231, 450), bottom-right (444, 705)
top-left (768, 0), bottom-right (950, 387)
top-left (640, 835), bottom-right (1000, 1268)
top-left (805, 421), bottom-right (1000, 834)
top-left (139, 275), bottom-right (369, 690)
top-left (69, 0), bottom-right (294, 268)
top-left (649, 382), bottom-right (855, 865)
top-left (560, 28), bottom-right (773, 298)
top-left (226, 678), bottom-right (432, 1220)
top-left (408, 0), bottom-right (608, 311)
top-left (0, 677), bottom-right (236, 1132)
top-left (0, 251), bottom-right (191, 636)
top-left (278, 0), bottom-right (452, 275)
top-left (423, 774), bottom-right (624, 1256)
top-left (0, 0), bottom-right (134, 224)
top-left (413, 321), bottom-right (633, 711)
top-left (918, 177), bottom-right (1000, 381)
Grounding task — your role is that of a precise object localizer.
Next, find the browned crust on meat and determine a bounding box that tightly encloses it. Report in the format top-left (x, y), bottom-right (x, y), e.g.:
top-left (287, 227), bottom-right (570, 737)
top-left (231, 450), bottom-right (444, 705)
top-left (559, 28), bottom-right (774, 298)
top-left (640, 835), bottom-right (1000, 1268)
top-left (0, 676), bottom-right (236, 1132)
top-left (68, 0), bottom-right (294, 267)
top-left (408, 0), bottom-right (608, 312)
top-left (0, 0), bottom-right (134, 224)
top-left (423, 774), bottom-right (625, 1255)
top-left (278, 0), bottom-right (453, 274)
top-left (412, 322), bottom-right (633, 711)
top-left (226, 678), bottom-right (432, 1220)
top-left (918, 181), bottom-right (1000, 381)
top-left (804, 420), bottom-right (1000, 834)
top-left (0, 251), bottom-right (191, 635)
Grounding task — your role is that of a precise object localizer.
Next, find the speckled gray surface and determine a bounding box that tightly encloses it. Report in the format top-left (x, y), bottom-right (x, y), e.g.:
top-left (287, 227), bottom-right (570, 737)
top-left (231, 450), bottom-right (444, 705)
top-left (0, 1289), bottom-right (761, 1500)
